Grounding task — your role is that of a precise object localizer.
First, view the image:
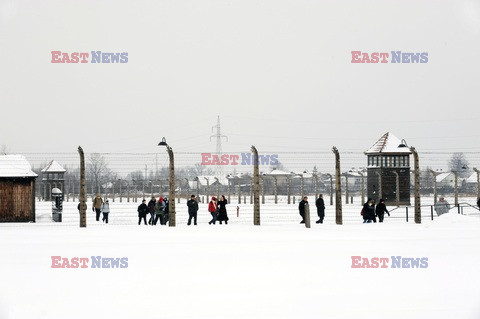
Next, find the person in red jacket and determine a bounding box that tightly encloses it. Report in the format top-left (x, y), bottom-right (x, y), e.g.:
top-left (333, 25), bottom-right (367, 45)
top-left (208, 196), bottom-right (218, 225)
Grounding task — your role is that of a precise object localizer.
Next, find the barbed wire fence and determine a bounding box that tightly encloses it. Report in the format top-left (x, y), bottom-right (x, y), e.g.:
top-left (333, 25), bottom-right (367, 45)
top-left (3, 148), bottom-right (480, 227)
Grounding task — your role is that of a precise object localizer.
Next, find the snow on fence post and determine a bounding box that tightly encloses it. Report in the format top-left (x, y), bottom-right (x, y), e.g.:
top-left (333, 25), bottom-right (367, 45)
top-left (305, 202), bottom-right (311, 228)
top-left (78, 146), bottom-right (87, 228)
top-left (411, 147), bottom-right (421, 224)
top-left (332, 147), bottom-right (343, 225)
top-left (251, 145), bottom-right (260, 226)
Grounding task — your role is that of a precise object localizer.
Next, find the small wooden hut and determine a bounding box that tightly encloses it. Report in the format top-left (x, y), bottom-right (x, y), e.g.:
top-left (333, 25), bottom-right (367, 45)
top-left (0, 155), bottom-right (38, 222)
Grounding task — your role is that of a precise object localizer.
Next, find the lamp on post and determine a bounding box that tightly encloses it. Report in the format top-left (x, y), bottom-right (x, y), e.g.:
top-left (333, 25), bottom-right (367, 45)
top-left (399, 140), bottom-right (421, 224)
top-left (158, 137), bottom-right (176, 227)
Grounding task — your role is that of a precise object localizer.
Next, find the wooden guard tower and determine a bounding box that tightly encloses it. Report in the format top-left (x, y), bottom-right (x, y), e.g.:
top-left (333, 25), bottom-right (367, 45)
top-left (365, 133), bottom-right (411, 206)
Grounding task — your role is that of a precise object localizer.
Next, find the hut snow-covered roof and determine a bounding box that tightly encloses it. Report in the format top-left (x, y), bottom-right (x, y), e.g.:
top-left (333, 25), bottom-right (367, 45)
top-left (0, 155), bottom-right (38, 178)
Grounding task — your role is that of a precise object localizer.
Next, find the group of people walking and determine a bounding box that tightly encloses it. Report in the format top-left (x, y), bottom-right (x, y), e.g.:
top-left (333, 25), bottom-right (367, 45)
top-left (137, 196), bottom-right (170, 225)
top-left (298, 194), bottom-right (391, 224)
top-left (90, 193), bottom-right (110, 223)
top-left (361, 198), bottom-right (390, 223)
top-left (207, 195), bottom-right (229, 225)
top-left (298, 194), bottom-right (326, 224)
top-left (136, 194), bottom-right (230, 226)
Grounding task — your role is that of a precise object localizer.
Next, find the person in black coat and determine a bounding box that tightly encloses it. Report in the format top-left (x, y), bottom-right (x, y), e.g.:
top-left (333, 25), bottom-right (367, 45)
top-left (363, 199), bottom-right (375, 223)
top-left (375, 199), bottom-right (390, 223)
top-left (186, 195), bottom-right (199, 226)
top-left (147, 197), bottom-right (156, 225)
top-left (315, 194), bottom-right (325, 224)
top-left (477, 198), bottom-right (480, 208)
top-left (137, 199), bottom-right (149, 225)
top-left (299, 196), bottom-right (308, 224)
top-left (217, 195), bottom-right (229, 225)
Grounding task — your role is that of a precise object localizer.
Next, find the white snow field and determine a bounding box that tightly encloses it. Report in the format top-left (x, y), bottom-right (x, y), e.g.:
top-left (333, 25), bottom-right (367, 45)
top-left (0, 197), bottom-right (480, 319)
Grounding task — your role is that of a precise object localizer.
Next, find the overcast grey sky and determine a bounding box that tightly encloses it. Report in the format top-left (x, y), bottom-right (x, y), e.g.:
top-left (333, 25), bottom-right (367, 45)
top-left (1, 0), bottom-right (479, 154)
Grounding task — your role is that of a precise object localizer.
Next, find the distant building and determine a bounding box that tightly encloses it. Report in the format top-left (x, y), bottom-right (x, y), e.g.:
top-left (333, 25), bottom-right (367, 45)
top-left (436, 172), bottom-right (456, 189)
top-left (465, 173), bottom-right (478, 193)
top-left (365, 132), bottom-right (411, 205)
top-left (0, 155), bottom-right (38, 222)
top-left (343, 168), bottom-right (365, 191)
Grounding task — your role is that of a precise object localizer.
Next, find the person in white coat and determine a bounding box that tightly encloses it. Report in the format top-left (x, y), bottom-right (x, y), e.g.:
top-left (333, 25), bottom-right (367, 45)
top-left (101, 200), bottom-right (110, 223)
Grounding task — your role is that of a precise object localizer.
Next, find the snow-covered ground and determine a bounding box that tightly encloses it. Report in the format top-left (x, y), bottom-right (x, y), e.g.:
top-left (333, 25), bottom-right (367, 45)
top-left (8, 194), bottom-right (479, 227)
top-left (0, 197), bottom-right (479, 318)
